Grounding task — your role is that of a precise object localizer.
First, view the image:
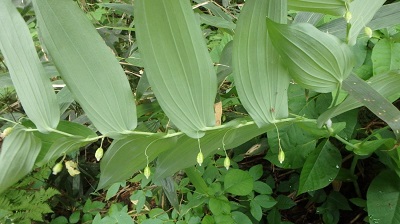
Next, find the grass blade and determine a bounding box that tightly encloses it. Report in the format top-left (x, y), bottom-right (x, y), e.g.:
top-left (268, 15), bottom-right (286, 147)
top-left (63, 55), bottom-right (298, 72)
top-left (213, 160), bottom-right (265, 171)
top-left (135, 0), bottom-right (217, 138)
top-left (0, 1), bottom-right (59, 132)
top-left (33, 0), bottom-right (137, 137)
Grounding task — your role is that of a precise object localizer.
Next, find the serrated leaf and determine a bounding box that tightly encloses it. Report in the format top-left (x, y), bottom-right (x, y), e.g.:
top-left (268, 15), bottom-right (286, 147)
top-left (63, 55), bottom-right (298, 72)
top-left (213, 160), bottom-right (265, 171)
top-left (288, 0), bottom-right (346, 16)
top-left (267, 20), bottom-right (355, 93)
top-left (232, 0), bottom-right (290, 126)
top-left (0, 126), bottom-right (42, 194)
top-left (371, 39), bottom-right (400, 75)
top-left (347, 0), bottom-right (386, 46)
top-left (367, 170), bottom-right (400, 224)
top-left (33, 0), bottom-right (137, 137)
top-left (97, 134), bottom-right (176, 190)
top-left (298, 139), bottom-right (341, 195)
top-left (135, 0), bottom-right (217, 138)
top-left (0, 1), bottom-right (59, 133)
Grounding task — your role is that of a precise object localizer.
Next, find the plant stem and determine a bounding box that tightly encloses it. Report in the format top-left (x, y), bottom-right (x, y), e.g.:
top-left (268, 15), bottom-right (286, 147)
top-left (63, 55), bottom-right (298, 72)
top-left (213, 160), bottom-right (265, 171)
top-left (334, 134), bottom-right (358, 150)
top-left (48, 128), bottom-right (75, 137)
top-left (350, 155), bottom-right (362, 198)
top-left (0, 117), bottom-right (18, 125)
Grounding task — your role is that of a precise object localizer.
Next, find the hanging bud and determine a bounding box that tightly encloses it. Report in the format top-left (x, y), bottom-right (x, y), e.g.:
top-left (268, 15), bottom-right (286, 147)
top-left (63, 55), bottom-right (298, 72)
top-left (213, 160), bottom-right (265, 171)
top-left (196, 151), bottom-right (204, 166)
top-left (52, 162), bottom-right (63, 175)
top-left (65, 160), bottom-right (80, 176)
top-left (95, 147), bottom-right (104, 161)
top-left (224, 157), bottom-right (230, 170)
top-left (1, 127), bottom-right (13, 138)
top-left (344, 11), bottom-right (352, 23)
top-left (325, 119), bottom-right (332, 129)
top-left (278, 150), bottom-right (285, 164)
top-left (144, 166), bottom-right (151, 179)
top-left (364, 27), bottom-right (373, 38)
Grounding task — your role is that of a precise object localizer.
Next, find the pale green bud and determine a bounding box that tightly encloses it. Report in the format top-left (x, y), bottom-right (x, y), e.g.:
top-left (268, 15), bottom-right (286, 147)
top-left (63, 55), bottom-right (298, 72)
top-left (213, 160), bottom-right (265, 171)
top-left (345, 11), bottom-right (352, 23)
top-left (1, 127), bottom-right (13, 138)
top-left (278, 150), bottom-right (285, 164)
top-left (144, 166), bottom-right (151, 179)
top-left (197, 152), bottom-right (204, 166)
top-left (364, 27), bottom-right (373, 38)
top-left (52, 162), bottom-right (63, 175)
top-left (224, 157), bottom-right (230, 170)
top-left (95, 147), bottom-right (104, 161)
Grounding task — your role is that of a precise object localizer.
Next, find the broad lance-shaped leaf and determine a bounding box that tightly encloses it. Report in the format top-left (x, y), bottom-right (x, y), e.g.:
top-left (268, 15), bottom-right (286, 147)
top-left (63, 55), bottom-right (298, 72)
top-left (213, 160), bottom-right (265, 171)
top-left (288, 0), bottom-right (346, 16)
top-left (97, 133), bottom-right (177, 190)
top-left (135, 0), bottom-right (217, 138)
top-left (0, 125), bottom-right (42, 194)
top-left (267, 20), bottom-right (355, 93)
top-left (33, 0), bottom-right (137, 137)
top-left (0, 1), bottom-right (59, 133)
top-left (347, 0), bottom-right (385, 46)
top-left (318, 71), bottom-right (400, 127)
top-left (232, 0), bottom-right (290, 126)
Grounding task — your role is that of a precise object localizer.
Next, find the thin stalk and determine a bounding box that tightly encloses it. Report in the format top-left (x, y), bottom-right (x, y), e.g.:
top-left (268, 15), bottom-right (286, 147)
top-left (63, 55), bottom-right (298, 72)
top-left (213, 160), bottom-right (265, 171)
top-left (350, 155), bottom-right (362, 197)
top-left (334, 134), bottom-right (358, 150)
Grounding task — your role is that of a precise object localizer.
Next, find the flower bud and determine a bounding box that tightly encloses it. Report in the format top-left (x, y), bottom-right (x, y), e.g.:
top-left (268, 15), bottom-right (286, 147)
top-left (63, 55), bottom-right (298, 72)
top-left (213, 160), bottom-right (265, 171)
top-left (224, 157), bottom-right (230, 170)
top-left (196, 152), bottom-right (204, 166)
top-left (1, 127), bottom-right (13, 138)
top-left (65, 160), bottom-right (80, 176)
top-left (364, 27), bottom-right (372, 38)
top-left (144, 166), bottom-right (151, 179)
top-left (278, 150), bottom-right (285, 164)
top-left (52, 162), bottom-right (63, 175)
top-left (325, 119), bottom-right (332, 129)
top-left (95, 147), bottom-right (104, 161)
top-left (344, 11), bottom-right (352, 23)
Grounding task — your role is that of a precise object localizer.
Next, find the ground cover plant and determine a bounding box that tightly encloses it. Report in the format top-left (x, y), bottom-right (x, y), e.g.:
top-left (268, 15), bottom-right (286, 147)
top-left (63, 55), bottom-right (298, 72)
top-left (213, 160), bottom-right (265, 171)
top-left (0, 0), bottom-right (400, 223)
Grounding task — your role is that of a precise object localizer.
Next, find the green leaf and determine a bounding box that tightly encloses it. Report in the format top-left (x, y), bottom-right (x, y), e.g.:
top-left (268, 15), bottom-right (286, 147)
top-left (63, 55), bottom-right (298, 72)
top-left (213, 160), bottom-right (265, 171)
top-left (347, 0), bottom-right (386, 46)
top-left (267, 20), bottom-right (354, 93)
top-left (265, 123), bottom-right (317, 169)
top-left (319, 2), bottom-right (400, 40)
top-left (0, 125), bottom-right (42, 194)
top-left (135, 0), bottom-right (217, 138)
top-left (298, 139), bottom-right (341, 195)
top-left (341, 74), bottom-right (400, 142)
top-left (154, 118), bottom-right (297, 181)
top-left (232, 0), bottom-right (290, 126)
top-left (250, 200), bottom-right (262, 221)
top-left (352, 139), bottom-right (394, 156)
top-left (23, 120), bottom-right (97, 166)
top-left (254, 195), bottom-right (277, 209)
top-left (209, 196), bottom-right (231, 215)
top-left (367, 170), bottom-right (400, 224)
top-left (231, 211), bottom-right (252, 224)
top-left (199, 14), bottom-right (235, 30)
top-left (97, 134), bottom-right (176, 190)
top-left (33, 0), bottom-right (137, 137)
top-left (184, 167), bottom-right (208, 195)
top-left (288, 0), bottom-right (346, 16)
top-left (0, 1), bottom-right (59, 133)
top-left (371, 39), bottom-right (400, 75)
top-left (98, 3), bottom-right (134, 16)
top-left (317, 71), bottom-right (400, 127)
top-left (224, 169), bottom-right (253, 196)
